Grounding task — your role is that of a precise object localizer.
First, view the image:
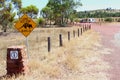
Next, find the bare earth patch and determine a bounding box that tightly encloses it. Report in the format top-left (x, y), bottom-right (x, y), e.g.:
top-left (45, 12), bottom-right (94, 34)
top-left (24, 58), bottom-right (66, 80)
top-left (92, 22), bottom-right (120, 80)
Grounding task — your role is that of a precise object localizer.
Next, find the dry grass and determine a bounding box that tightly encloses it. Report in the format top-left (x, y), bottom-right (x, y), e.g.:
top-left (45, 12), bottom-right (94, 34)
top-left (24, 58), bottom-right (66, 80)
top-left (0, 27), bottom-right (111, 80)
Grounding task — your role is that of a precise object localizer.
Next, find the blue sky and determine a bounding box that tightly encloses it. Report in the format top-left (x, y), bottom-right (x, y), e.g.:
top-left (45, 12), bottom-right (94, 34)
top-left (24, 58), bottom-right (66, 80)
top-left (79, 0), bottom-right (120, 11)
top-left (22, 0), bottom-right (48, 11)
top-left (22, 0), bottom-right (120, 11)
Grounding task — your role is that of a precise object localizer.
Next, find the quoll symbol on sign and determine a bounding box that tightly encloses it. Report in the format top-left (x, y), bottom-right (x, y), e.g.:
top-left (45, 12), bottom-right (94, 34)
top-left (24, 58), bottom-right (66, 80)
top-left (10, 51), bottom-right (18, 59)
top-left (19, 23), bottom-right (32, 29)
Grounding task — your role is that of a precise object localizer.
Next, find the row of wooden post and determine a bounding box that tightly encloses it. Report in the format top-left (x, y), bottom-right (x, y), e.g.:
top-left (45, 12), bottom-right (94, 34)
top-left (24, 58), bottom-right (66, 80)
top-left (48, 25), bottom-right (91, 52)
top-left (5, 24), bottom-right (91, 76)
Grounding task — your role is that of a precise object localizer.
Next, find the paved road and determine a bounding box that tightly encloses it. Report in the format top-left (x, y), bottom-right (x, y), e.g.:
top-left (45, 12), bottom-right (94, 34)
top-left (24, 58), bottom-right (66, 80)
top-left (92, 23), bottom-right (120, 80)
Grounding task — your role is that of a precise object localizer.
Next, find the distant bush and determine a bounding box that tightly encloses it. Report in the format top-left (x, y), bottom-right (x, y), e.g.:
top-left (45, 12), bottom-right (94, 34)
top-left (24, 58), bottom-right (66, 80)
top-left (104, 17), bottom-right (113, 22)
top-left (118, 18), bottom-right (120, 22)
top-left (37, 18), bottom-right (45, 27)
top-left (74, 18), bottom-right (80, 22)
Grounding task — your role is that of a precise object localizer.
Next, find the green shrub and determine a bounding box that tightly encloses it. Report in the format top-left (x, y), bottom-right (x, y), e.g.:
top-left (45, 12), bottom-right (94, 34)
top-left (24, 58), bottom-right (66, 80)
top-left (74, 18), bottom-right (80, 22)
top-left (37, 18), bottom-right (45, 27)
top-left (104, 17), bottom-right (113, 22)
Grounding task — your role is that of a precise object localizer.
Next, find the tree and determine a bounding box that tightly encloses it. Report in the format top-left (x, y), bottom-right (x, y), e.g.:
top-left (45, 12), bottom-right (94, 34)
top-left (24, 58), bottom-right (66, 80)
top-left (41, 6), bottom-right (53, 24)
top-left (41, 6), bottom-right (52, 18)
top-left (42, 0), bottom-right (82, 26)
top-left (77, 10), bottom-right (120, 18)
top-left (0, 0), bottom-right (22, 32)
top-left (41, 6), bottom-right (53, 25)
top-left (20, 5), bottom-right (39, 18)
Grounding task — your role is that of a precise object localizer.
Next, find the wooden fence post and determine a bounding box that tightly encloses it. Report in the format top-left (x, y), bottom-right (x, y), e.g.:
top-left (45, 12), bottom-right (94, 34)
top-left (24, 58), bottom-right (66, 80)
top-left (89, 25), bottom-right (91, 29)
top-left (59, 34), bottom-right (63, 47)
top-left (73, 30), bottom-right (75, 38)
top-left (85, 25), bottom-right (86, 31)
top-left (81, 28), bottom-right (82, 35)
top-left (87, 25), bottom-right (88, 30)
top-left (83, 26), bottom-right (84, 32)
top-left (48, 37), bottom-right (51, 52)
top-left (78, 29), bottom-right (80, 37)
top-left (86, 25), bottom-right (87, 31)
top-left (68, 32), bottom-right (70, 41)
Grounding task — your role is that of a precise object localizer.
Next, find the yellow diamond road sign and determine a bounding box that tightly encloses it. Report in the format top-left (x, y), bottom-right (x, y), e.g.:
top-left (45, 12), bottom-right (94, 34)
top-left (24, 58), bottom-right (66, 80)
top-left (15, 14), bottom-right (36, 37)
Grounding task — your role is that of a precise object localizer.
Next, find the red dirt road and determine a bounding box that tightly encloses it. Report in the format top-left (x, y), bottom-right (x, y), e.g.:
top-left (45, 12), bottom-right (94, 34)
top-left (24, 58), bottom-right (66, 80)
top-left (92, 23), bottom-right (120, 80)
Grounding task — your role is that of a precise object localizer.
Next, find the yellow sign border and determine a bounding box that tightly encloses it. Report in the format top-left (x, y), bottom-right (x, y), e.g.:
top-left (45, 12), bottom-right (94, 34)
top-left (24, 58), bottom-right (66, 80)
top-left (15, 14), bottom-right (36, 37)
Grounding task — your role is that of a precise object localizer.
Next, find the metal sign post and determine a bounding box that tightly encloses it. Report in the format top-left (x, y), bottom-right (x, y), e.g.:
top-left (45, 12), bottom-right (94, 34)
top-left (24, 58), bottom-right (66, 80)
top-left (26, 37), bottom-right (29, 59)
top-left (14, 14), bottom-right (37, 59)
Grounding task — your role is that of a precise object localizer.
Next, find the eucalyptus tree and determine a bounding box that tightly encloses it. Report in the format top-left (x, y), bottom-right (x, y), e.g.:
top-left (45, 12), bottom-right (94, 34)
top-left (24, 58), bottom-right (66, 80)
top-left (41, 6), bottom-right (53, 25)
top-left (0, 0), bottom-right (22, 32)
top-left (20, 5), bottom-right (39, 18)
top-left (42, 0), bottom-right (82, 26)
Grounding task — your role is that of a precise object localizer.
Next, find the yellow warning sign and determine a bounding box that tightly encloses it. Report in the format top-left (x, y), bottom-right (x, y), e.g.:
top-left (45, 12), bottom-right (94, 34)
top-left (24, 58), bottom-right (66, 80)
top-left (15, 14), bottom-right (36, 37)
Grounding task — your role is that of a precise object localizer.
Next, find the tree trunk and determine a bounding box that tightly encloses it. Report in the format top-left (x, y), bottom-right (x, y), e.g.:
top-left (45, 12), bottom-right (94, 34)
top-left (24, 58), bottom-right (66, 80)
top-left (61, 12), bottom-right (64, 26)
top-left (3, 26), bottom-right (7, 32)
top-left (50, 18), bottom-right (52, 27)
top-left (4, 28), bottom-right (7, 32)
